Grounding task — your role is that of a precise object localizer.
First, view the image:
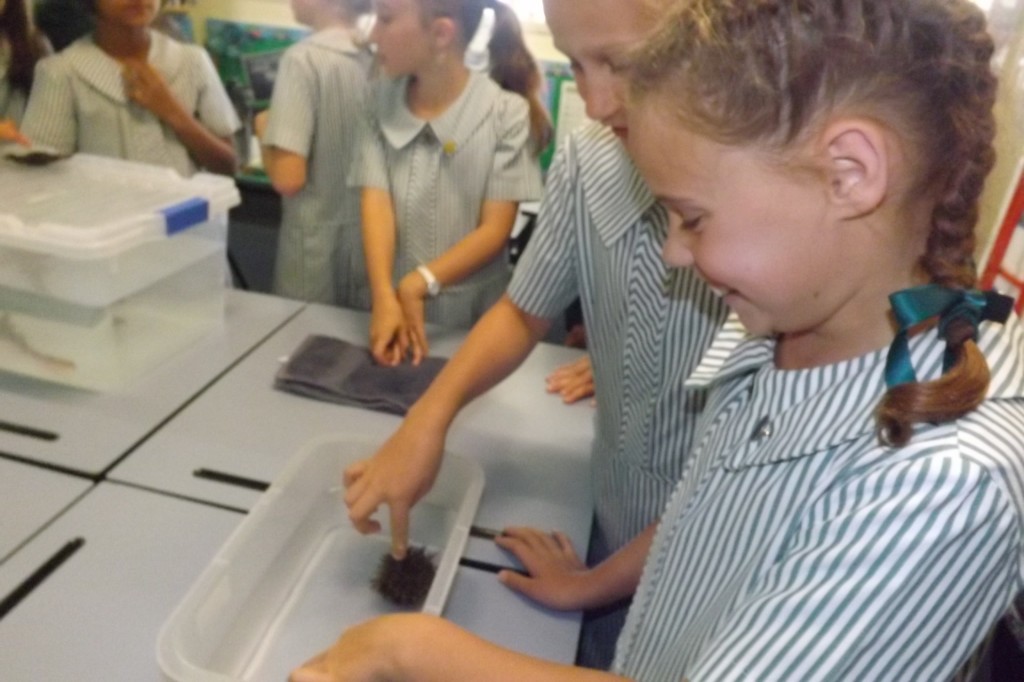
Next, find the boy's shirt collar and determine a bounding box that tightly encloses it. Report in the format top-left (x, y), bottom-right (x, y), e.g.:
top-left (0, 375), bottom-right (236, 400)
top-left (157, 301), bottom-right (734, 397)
top-left (575, 122), bottom-right (661, 248)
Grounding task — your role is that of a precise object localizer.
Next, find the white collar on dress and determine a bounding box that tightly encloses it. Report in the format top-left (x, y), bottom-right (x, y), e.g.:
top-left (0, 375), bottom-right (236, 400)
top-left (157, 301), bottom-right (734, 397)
top-left (65, 31), bottom-right (187, 103)
top-left (376, 70), bottom-right (499, 154)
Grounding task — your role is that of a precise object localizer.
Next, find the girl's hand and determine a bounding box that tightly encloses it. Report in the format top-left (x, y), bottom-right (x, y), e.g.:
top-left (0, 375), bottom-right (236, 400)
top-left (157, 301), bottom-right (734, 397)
top-left (0, 119), bottom-right (30, 146)
top-left (495, 527), bottom-right (592, 610)
top-left (397, 270), bottom-right (429, 365)
top-left (122, 60), bottom-right (182, 122)
top-left (369, 295), bottom-right (409, 366)
top-left (545, 355), bottom-right (596, 405)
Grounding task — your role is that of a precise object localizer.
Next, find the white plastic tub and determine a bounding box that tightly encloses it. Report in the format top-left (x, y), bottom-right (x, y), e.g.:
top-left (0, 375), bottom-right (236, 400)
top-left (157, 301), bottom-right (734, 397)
top-left (0, 154), bottom-right (237, 389)
top-left (157, 436), bottom-right (485, 682)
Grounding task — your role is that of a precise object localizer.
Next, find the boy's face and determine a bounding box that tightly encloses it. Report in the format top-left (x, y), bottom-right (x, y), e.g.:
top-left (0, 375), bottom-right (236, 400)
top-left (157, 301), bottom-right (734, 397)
top-left (627, 98), bottom-right (857, 343)
top-left (543, 0), bottom-right (662, 140)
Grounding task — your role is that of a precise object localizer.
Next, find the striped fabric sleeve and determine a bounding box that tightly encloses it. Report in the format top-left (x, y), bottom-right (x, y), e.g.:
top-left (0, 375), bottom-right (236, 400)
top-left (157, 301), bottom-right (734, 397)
top-left (688, 455), bottom-right (1022, 681)
top-left (193, 48), bottom-right (241, 137)
top-left (347, 94), bottom-right (388, 191)
top-left (21, 57), bottom-right (77, 154)
top-left (262, 47), bottom-right (315, 157)
top-left (484, 94), bottom-right (542, 202)
top-left (506, 136), bottom-right (580, 319)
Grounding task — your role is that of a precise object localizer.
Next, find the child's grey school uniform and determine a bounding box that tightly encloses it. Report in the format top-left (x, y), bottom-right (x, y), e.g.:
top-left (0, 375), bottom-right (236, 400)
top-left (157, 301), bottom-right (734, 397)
top-left (22, 32), bottom-right (239, 177)
top-left (507, 121), bottom-right (732, 668)
top-left (614, 316), bottom-right (1024, 681)
top-left (351, 70), bottom-right (541, 329)
top-left (262, 27), bottom-right (370, 307)
top-left (1, 44), bottom-right (27, 123)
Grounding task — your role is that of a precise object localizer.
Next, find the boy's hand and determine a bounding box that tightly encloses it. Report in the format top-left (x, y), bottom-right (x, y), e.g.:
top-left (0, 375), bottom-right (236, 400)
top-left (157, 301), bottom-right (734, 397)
top-left (545, 355), bottom-right (596, 405)
top-left (496, 527), bottom-right (592, 610)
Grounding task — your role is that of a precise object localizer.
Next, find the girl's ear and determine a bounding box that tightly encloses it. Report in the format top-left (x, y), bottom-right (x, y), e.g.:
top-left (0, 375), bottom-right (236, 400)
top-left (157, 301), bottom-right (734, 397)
top-left (430, 16), bottom-right (459, 51)
top-left (822, 119), bottom-right (889, 218)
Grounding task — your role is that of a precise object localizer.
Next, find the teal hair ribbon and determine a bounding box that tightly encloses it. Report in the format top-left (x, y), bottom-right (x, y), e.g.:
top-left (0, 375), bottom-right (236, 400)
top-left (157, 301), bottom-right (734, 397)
top-left (885, 284), bottom-right (1014, 388)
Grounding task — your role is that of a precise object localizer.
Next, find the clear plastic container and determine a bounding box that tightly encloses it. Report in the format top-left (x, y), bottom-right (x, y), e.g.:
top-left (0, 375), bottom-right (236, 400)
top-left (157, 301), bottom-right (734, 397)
top-left (0, 154), bottom-right (237, 389)
top-left (157, 436), bottom-right (485, 682)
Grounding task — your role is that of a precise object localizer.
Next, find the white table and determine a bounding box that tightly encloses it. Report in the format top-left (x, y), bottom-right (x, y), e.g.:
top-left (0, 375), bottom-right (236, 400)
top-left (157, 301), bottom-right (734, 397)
top-left (0, 484), bottom-right (243, 681)
top-left (110, 304), bottom-right (596, 565)
top-left (0, 459), bottom-right (91, 564)
top-left (0, 290), bottom-right (303, 477)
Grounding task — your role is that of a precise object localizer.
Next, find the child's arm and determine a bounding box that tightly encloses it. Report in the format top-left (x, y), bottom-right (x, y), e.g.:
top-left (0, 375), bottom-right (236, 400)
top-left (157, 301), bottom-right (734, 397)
top-left (122, 60), bottom-right (237, 175)
top-left (252, 110), bottom-right (307, 197)
top-left (397, 198), bottom-right (520, 361)
top-left (362, 186), bottom-right (410, 366)
top-left (495, 524), bottom-right (655, 611)
top-left (289, 613), bottom-right (630, 682)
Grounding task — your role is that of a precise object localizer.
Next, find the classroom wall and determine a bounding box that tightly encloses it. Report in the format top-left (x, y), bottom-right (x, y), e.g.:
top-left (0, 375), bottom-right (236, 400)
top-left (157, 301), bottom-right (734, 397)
top-left (186, 0), bottom-right (565, 62)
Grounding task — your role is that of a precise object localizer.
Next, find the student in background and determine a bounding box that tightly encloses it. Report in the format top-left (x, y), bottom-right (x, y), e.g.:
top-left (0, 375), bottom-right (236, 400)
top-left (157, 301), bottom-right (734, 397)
top-left (306, 0), bottom-right (1024, 679)
top-left (343, 0), bottom-right (728, 668)
top-left (353, 0), bottom-right (550, 366)
top-left (1, 0), bottom-right (48, 140)
top-left (254, 0), bottom-right (373, 306)
top-left (21, 0), bottom-right (238, 176)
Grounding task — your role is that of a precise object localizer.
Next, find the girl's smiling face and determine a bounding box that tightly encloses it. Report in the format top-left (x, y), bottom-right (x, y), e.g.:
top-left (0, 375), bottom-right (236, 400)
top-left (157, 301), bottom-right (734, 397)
top-left (626, 99), bottom-right (865, 348)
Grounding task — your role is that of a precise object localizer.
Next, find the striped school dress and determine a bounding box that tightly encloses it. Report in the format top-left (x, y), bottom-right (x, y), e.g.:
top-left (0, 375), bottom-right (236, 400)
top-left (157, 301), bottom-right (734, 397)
top-left (509, 122), bottom-right (731, 560)
top-left (262, 27), bottom-right (371, 307)
top-left (615, 316), bottom-right (1024, 681)
top-left (22, 32), bottom-right (239, 178)
top-left (352, 70), bottom-right (542, 329)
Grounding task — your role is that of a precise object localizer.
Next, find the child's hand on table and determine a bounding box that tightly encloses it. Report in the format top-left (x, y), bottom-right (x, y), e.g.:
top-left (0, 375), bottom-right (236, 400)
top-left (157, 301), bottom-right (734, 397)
top-left (546, 355), bottom-right (596, 405)
top-left (369, 296), bottom-right (411, 366)
top-left (495, 527), bottom-right (593, 610)
top-left (0, 119), bottom-right (30, 146)
top-left (397, 269), bottom-right (430, 365)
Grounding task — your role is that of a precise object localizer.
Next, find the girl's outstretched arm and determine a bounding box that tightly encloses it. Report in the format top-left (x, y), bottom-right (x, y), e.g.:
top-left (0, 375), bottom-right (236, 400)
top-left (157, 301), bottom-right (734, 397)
top-left (289, 613), bottom-right (630, 682)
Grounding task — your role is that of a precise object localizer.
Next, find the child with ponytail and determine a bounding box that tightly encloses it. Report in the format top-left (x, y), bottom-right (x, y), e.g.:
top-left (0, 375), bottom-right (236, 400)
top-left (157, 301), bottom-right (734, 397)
top-left (291, 0), bottom-right (1024, 680)
top-left (353, 0), bottom-right (549, 366)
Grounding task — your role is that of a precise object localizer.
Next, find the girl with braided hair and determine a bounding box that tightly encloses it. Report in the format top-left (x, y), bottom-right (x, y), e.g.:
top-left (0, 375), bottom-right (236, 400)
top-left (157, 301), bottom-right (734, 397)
top-left (290, 1), bottom-right (1024, 680)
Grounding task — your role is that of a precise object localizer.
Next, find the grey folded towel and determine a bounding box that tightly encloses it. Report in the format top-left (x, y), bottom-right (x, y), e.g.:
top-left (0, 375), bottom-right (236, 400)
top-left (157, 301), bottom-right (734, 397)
top-left (274, 335), bottom-right (446, 415)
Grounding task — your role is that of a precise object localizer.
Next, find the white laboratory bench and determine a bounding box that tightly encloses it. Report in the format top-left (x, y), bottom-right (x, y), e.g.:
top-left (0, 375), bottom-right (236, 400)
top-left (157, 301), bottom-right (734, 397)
top-left (0, 458), bottom-right (91, 564)
top-left (0, 290), bottom-right (304, 477)
top-left (0, 298), bottom-right (597, 679)
top-left (109, 304), bottom-right (595, 567)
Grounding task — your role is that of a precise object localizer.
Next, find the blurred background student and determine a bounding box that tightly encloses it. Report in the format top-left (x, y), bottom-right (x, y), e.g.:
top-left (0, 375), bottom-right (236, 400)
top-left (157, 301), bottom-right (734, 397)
top-left (255, 0), bottom-right (373, 306)
top-left (21, 0), bottom-right (238, 176)
top-left (1, 0), bottom-right (48, 140)
top-left (353, 0), bottom-right (550, 366)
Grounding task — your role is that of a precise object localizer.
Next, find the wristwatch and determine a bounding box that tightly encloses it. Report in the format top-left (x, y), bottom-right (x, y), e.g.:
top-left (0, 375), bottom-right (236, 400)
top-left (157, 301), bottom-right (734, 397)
top-left (416, 265), bottom-right (442, 297)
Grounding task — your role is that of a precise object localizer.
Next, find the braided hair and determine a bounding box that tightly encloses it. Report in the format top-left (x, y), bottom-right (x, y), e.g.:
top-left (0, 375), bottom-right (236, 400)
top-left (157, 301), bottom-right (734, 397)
top-left (628, 0), bottom-right (999, 445)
